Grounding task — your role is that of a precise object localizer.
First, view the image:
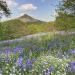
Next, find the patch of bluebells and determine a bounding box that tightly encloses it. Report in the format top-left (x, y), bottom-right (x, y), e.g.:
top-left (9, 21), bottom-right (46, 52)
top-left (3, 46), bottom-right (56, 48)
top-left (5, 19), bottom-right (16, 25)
top-left (66, 61), bottom-right (75, 74)
top-left (5, 48), bottom-right (11, 55)
top-left (13, 46), bottom-right (23, 53)
top-left (0, 46), bottom-right (23, 56)
top-left (16, 56), bottom-right (33, 71)
top-left (43, 66), bottom-right (55, 75)
top-left (0, 45), bottom-right (72, 75)
top-left (0, 46), bottom-right (24, 63)
top-left (0, 50), bottom-right (2, 54)
top-left (0, 34), bottom-right (75, 75)
top-left (17, 56), bottom-right (23, 66)
top-left (69, 49), bottom-right (75, 55)
top-left (26, 59), bottom-right (33, 70)
top-left (69, 61), bottom-right (75, 72)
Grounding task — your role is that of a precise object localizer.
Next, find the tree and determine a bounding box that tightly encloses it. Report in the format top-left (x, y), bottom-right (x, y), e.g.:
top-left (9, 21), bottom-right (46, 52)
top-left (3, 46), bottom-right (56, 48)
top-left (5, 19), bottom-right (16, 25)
top-left (59, 0), bottom-right (75, 15)
top-left (55, 0), bottom-right (75, 31)
top-left (0, 0), bottom-right (10, 40)
top-left (0, 0), bottom-right (10, 18)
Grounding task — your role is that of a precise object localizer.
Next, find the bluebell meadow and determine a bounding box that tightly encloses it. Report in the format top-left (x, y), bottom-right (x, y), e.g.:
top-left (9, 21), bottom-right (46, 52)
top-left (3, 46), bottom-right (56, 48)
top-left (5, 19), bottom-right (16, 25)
top-left (0, 34), bottom-right (75, 75)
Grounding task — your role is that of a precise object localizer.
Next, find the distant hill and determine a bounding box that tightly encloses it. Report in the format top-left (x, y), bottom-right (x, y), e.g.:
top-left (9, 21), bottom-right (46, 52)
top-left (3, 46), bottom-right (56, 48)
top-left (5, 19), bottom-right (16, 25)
top-left (0, 14), bottom-right (55, 40)
top-left (18, 14), bottom-right (44, 23)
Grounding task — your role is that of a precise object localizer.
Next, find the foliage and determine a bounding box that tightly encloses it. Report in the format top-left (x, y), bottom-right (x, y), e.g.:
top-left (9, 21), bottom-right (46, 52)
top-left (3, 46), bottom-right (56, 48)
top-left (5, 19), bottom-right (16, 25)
top-left (55, 0), bottom-right (75, 31)
top-left (0, 0), bottom-right (10, 40)
top-left (59, 0), bottom-right (75, 15)
top-left (0, 0), bottom-right (10, 17)
top-left (0, 20), bottom-right (55, 40)
top-left (0, 33), bottom-right (75, 75)
top-left (55, 13), bottom-right (75, 30)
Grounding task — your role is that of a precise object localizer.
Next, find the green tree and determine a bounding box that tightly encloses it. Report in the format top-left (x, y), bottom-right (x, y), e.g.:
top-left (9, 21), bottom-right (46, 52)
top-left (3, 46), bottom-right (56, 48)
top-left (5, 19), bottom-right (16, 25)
top-left (0, 0), bottom-right (10, 17)
top-left (0, 0), bottom-right (10, 40)
top-left (55, 0), bottom-right (75, 31)
top-left (59, 0), bottom-right (75, 15)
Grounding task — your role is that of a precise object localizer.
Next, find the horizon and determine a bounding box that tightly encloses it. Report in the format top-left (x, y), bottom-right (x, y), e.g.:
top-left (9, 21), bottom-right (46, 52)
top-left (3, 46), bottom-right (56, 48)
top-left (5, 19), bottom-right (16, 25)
top-left (1, 13), bottom-right (54, 22)
top-left (1, 0), bottom-right (59, 22)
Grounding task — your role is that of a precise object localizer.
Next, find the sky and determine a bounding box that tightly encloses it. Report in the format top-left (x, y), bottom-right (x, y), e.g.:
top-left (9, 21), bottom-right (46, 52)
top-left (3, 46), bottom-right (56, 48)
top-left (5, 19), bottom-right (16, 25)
top-left (2, 0), bottom-right (59, 22)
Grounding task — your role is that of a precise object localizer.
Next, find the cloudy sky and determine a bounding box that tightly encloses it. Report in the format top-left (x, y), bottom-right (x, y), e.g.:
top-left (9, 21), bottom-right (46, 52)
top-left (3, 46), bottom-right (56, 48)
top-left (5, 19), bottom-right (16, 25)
top-left (2, 0), bottom-right (59, 22)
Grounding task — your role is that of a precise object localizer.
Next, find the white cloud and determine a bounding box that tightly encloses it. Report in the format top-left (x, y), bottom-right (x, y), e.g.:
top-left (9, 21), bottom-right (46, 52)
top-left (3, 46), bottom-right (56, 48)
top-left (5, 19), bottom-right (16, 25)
top-left (19, 4), bottom-right (37, 11)
top-left (3, 0), bottom-right (18, 8)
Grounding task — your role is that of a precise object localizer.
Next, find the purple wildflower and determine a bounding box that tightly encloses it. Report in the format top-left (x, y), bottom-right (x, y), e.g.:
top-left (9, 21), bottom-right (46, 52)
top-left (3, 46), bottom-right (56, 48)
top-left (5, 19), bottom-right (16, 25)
top-left (17, 57), bottom-right (23, 66)
top-left (13, 47), bottom-right (23, 53)
top-left (69, 61), bottom-right (75, 72)
top-left (0, 51), bottom-right (2, 54)
top-left (48, 66), bottom-right (55, 72)
top-left (26, 59), bottom-right (32, 65)
top-left (44, 66), bottom-right (55, 75)
top-left (69, 49), bottom-right (75, 55)
top-left (5, 48), bottom-right (11, 55)
top-left (26, 59), bottom-right (32, 70)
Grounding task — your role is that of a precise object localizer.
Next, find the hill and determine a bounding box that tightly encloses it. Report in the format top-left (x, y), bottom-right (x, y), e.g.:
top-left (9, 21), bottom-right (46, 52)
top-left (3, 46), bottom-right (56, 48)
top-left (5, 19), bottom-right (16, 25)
top-left (0, 14), bottom-right (55, 40)
top-left (18, 14), bottom-right (43, 23)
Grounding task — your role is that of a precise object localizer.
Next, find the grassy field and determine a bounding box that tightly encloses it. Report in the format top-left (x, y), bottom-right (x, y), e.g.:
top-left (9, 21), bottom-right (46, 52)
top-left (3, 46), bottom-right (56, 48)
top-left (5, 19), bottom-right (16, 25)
top-left (0, 20), bottom-right (55, 40)
top-left (0, 32), bottom-right (75, 75)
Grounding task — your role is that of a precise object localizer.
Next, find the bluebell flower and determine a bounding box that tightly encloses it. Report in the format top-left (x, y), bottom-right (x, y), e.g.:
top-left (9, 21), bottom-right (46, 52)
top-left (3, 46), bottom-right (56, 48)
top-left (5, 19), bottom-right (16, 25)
top-left (17, 57), bottom-right (23, 66)
top-left (5, 48), bottom-right (11, 55)
top-left (48, 66), bottom-right (55, 73)
top-left (26, 59), bottom-right (32, 70)
top-left (13, 47), bottom-right (23, 53)
top-left (0, 51), bottom-right (2, 54)
top-left (44, 66), bottom-right (55, 75)
top-left (45, 73), bottom-right (51, 75)
top-left (26, 59), bottom-right (32, 65)
top-left (69, 49), bottom-right (75, 55)
top-left (69, 61), bottom-right (75, 72)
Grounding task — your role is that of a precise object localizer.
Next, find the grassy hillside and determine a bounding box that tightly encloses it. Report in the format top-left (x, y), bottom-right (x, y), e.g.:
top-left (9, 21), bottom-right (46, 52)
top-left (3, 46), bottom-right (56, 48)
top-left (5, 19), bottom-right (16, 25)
top-left (0, 19), bottom-right (55, 40)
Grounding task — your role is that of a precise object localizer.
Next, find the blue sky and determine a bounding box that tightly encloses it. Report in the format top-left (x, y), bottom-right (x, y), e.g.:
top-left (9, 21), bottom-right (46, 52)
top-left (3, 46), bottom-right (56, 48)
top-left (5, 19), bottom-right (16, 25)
top-left (2, 0), bottom-right (59, 22)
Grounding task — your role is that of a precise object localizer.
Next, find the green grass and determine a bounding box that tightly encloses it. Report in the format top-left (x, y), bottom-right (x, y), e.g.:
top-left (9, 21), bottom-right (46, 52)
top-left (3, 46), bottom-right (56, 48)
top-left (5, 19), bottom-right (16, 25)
top-left (0, 19), bottom-right (55, 40)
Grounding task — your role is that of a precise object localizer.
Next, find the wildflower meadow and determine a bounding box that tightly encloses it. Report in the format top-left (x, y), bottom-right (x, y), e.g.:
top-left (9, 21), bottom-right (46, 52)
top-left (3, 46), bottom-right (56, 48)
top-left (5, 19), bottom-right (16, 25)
top-left (0, 32), bottom-right (75, 75)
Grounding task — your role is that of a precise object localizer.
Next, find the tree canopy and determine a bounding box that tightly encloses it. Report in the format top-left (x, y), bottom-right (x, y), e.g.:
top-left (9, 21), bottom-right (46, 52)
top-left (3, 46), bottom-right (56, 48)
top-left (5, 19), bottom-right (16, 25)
top-left (60, 0), bottom-right (75, 15)
top-left (0, 0), bottom-right (10, 18)
top-left (0, 0), bottom-right (10, 40)
top-left (55, 0), bottom-right (75, 31)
